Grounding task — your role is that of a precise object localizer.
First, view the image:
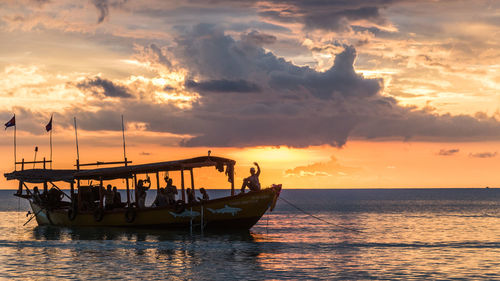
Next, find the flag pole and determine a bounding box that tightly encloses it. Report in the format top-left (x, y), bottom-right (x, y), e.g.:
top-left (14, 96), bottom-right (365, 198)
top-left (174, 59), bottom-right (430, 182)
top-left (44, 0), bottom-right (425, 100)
top-left (33, 146), bottom-right (38, 169)
top-left (74, 117), bottom-right (80, 166)
top-left (50, 126), bottom-right (53, 169)
top-left (14, 116), bottom-right (16, 171)
top-left (50, 115), bottom-right (53, 169)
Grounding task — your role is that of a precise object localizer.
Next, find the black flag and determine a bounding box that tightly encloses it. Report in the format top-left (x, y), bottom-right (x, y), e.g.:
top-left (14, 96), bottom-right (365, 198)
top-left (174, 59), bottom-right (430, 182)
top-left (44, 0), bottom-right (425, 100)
top-left (45, 116), bottom-right (52, 132)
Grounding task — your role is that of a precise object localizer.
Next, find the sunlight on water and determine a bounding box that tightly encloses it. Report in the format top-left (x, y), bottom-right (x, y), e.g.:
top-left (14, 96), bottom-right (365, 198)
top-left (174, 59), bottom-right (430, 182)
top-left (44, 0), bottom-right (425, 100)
top-left (1, 189), bottom-right (500, 280)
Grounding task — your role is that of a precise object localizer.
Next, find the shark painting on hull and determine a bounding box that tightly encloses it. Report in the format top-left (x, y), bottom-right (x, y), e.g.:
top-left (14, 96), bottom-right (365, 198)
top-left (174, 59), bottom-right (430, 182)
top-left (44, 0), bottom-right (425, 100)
top-left (169, 210), bottom-right (200, 218)
top-left (207, 205), bottom-right (242, 216)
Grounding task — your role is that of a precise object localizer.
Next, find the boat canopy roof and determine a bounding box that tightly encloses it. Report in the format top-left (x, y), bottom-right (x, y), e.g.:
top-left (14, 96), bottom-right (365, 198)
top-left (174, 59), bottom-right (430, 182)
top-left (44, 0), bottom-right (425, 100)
top-left (4, 156), bottom-right (236, 182)
top-left (74, 156), bottom-right (235, 180)
top-left (4, 169), bottom-right (77, 183)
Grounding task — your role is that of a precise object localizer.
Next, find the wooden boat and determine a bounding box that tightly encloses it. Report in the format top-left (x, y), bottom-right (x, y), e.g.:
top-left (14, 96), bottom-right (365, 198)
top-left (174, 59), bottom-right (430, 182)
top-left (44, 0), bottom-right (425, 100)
top-left (5, 156), bottom-right (282, 230)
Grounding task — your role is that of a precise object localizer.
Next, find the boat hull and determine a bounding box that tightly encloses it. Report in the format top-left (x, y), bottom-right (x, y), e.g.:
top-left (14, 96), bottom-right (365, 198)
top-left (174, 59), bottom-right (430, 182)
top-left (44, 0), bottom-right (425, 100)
top-left (30, 187), bottom-right (279, 230)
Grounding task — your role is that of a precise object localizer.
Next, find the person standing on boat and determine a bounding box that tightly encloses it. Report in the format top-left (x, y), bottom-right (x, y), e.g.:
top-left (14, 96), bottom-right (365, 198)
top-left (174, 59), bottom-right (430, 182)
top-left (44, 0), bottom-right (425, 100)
top-left (112, 186), bottom-right (123, 208)
top-left (241, 162), bottom-right (261, 193)
top-left (32, 186), bottom-right (42, 204)
top-left (136, 178), bottom-right (151, 208)
top-left (104, 184), bottom-right (114, 210)
top-left (164, 177), bottom-right (178, 205)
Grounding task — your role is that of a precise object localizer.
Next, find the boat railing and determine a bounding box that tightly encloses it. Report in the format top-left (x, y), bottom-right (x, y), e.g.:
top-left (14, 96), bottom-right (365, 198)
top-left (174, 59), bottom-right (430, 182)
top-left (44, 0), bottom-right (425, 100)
top-left (16, 158), bottom-right (52, 171)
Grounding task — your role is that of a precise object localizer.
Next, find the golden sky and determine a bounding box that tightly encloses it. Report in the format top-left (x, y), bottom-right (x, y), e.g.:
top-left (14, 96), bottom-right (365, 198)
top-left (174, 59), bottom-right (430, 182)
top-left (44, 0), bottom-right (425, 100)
top-left (0, 0), bottom-right (499, 188)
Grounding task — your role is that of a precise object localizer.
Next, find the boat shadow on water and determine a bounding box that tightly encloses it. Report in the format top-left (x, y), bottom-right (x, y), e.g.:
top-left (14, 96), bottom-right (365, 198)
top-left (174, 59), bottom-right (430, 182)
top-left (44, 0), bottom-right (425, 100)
top-left (32, 224), bottom-right (257, 242)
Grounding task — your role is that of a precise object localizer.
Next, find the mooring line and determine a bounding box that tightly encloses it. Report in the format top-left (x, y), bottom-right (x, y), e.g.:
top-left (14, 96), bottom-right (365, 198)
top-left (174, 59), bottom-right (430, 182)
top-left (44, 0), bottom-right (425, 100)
top-left (23, 209), bottom-right (42, 226)
top-left (279, 197), bottom-right (362, 233)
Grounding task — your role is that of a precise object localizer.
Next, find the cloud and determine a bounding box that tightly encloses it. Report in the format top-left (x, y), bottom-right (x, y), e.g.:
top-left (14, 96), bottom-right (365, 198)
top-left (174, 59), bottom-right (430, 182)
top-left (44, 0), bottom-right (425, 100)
top-left (145, 43), bottom-right (172, 68)
top-left (4, 22), bottom-right (500, 149)
top-left (185, 79), bottom-right (261, 93)
top-left (469, 152), bottom-right (497, 158)
top-left (92, 0), bottom-right (109, 24)
top-left (437, 148), bottom-right (459, 156)
top-left (76, 76), bottom-right (132, 98)
top-left (257, 1), bottom-right (392, 32)
top-left (49, 25), bottom-right (500, 148)
top-left (284, 155), bottom-right (357, 177)
top-left (241, 30), bottom-right (277, 46)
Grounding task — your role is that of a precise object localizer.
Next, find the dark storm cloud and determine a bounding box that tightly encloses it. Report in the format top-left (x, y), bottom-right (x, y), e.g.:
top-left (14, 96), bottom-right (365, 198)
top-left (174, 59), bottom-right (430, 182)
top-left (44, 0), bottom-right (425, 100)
top-left (175, 24), bottom-right (381, 98)
top-left (185, 79), bottom-right (261, 93)
top-left (470, 152), bottom-right (497, 158)
top-left (438, 149), bottom-right (459, 156)
top-left (77, 77), bottom-right (132, 98)
top-left (268, 45), bottom-right (382, 99)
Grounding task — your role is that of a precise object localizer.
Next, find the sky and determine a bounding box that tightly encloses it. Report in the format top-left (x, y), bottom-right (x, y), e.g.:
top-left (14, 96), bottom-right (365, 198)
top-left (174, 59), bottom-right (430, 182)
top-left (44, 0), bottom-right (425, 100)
top-left (0, 0), bottom-right (499, 189)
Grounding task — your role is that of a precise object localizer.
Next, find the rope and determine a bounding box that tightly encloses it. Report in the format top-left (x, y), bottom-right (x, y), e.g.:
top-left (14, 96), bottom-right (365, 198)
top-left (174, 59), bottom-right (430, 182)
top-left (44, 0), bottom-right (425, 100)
top-left (23, 209), bottom-right (43, 226)
top-left (279, 197), bottom-right (362, 233)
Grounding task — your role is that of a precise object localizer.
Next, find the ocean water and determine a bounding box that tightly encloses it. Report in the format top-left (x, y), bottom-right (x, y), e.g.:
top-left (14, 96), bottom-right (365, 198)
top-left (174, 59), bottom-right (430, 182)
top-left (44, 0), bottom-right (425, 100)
top-left (1, 188), bottom-right (500, 280)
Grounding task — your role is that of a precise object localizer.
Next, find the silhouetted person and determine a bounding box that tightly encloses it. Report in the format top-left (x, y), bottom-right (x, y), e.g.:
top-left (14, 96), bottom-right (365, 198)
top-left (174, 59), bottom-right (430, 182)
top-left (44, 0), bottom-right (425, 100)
top-left (165, 177), bottom-right (178, 205)
top-left (186, 188), bottom-right (197, 204)
top-left (241, 162), bottom-right (261, 193)
top-left (197, 187), bottom-right (209, 202)
top-left (112, 186), bottom-right (123, 208)
top-left (153, 188), bottom-right (168, 207)
top-left (104, 184), bottom-right (114, 210)
top-left (136, 178), bottom-right (151, 208)
top-left (32, 186), bottom-right (42, 204)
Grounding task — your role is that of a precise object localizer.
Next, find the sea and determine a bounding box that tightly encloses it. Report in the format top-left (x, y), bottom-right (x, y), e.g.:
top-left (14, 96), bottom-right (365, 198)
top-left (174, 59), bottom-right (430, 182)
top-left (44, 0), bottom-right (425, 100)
top-left (1, 188), bottom-right (500, 280)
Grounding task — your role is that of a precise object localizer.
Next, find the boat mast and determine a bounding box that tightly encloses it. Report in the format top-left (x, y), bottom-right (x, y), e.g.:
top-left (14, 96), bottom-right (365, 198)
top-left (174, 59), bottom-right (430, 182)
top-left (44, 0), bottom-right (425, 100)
top-left (122, 115), bottom-right (131, 207)
top-left (121, 115), bottom-right (127, 165)
top-left (74, 117), bottom-right (80, 170)
top-left (73, 116), bottom-right (81, 202)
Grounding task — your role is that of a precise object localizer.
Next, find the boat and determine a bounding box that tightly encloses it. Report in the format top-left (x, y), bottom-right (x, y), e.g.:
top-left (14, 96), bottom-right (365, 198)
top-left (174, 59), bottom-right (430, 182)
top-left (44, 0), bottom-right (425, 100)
top-left (5, 155), bottom-right (282, 230)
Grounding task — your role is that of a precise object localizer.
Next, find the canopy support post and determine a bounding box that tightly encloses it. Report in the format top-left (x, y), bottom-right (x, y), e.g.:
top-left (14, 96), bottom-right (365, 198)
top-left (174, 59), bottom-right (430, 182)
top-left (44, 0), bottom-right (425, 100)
top-left (181, 168), bottom-right (185, 203)
top-left (133, 174), bottom-right (137, 205)
top-left (76, 159), bottom-right (80, 191)
top-left (17, 180), bottom-right (23, 195)
top-left (230, 164), bottom-right (235, 196)
top-left (126, 178), bottom-right (131, 207)
top-left (70, 181), bottom-right (75, 202)
top-left (156, 172), bottom-right (160, 191)
top-left (190, 168), bottom-right (195, 190)
top-left (99, 178), bottom-right (104, 209)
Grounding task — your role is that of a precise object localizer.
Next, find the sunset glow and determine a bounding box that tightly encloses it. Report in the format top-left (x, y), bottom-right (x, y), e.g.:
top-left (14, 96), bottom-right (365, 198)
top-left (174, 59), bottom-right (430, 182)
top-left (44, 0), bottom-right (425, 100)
top-left (1, 0), bottom-right (500, 189)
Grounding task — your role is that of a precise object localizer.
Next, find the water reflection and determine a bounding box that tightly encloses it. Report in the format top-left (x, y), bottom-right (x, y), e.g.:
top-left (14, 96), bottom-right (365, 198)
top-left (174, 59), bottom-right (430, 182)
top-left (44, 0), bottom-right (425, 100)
top-left (20, 225), bottom-right (268, 280)
top-left (3, 189), bottom-right (500, 280)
